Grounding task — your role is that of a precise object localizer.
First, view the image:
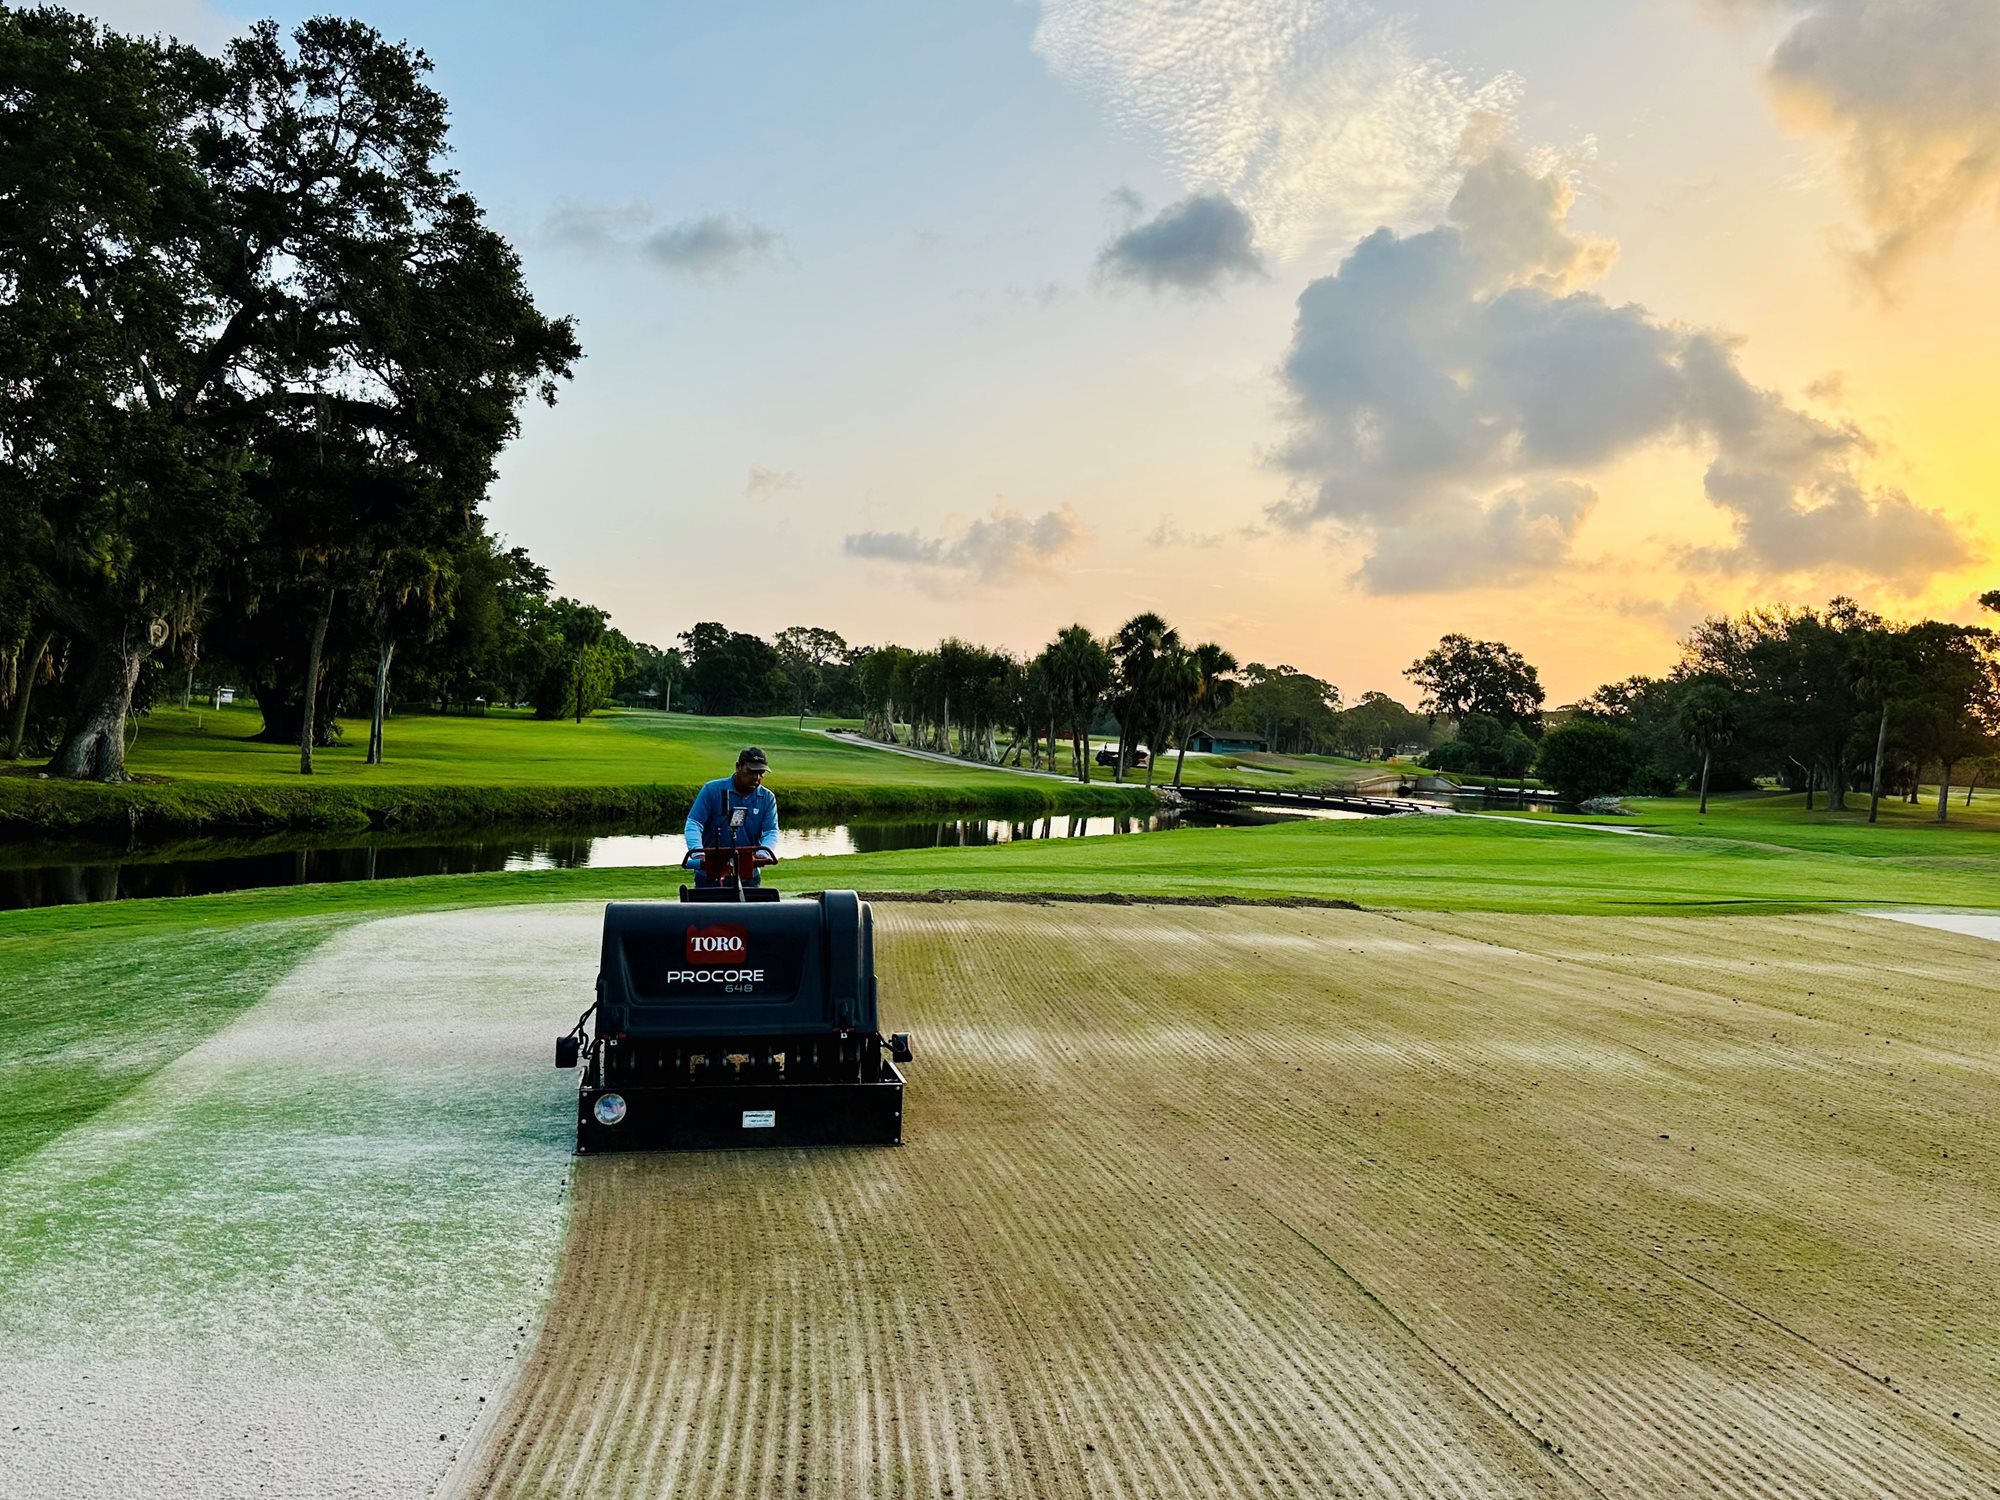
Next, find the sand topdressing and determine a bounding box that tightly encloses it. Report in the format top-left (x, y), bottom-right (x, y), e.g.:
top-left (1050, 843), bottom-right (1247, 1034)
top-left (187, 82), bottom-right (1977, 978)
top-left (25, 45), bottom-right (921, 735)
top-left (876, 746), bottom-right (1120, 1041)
top-left (0, 906), bottom-right (595, 1500)
top-left (7, 900), bottom-right (1998, 1499)
top-left (452, 902), bottom-right (2000, 1500)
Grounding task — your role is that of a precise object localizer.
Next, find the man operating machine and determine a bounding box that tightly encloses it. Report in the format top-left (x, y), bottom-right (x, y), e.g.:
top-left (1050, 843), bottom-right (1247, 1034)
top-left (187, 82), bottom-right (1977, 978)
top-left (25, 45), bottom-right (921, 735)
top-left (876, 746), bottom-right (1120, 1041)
top-left (684, 745), bottom-right (778, 886)
top-left (557, 740), bottom-right (912, 1150)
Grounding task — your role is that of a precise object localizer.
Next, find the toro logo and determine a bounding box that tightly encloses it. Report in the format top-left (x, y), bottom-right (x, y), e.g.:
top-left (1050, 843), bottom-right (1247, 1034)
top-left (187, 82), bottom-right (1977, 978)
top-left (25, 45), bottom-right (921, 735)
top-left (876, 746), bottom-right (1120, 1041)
top-left (685, 923), bottom-right (749, 965)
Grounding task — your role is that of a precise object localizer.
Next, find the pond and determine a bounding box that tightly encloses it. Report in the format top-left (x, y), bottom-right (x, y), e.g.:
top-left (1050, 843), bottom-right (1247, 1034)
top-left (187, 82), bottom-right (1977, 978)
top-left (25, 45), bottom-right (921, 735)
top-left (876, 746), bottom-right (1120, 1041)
top-left (0, 790), bottom-right (1403, 911)
top-left (0, 806), bottom-right (1358, 910)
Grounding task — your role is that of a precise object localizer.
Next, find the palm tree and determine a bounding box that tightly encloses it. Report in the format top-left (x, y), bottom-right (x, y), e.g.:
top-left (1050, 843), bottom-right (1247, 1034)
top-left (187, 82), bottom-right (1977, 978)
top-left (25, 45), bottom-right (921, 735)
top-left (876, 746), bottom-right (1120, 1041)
top-left (1675, 681), bottom-right (1737, 815)
top-left (1847, 626), bottom-right (1909, 824)
top-left (1110, 612), bottom-right (1177, 782)
top-left (1174, 643), bottom-right (1240, 788)
top-left (1146, 645), bottom-right (1202, 787)
top-left (1045, 624), bottom-right (1113, 782)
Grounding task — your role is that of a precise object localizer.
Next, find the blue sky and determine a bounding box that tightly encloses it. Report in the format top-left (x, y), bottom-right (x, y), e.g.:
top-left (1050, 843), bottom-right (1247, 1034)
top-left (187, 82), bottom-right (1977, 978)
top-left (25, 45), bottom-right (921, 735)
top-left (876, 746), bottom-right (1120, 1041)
top-left (89, 0), bottom-right (2000, 700)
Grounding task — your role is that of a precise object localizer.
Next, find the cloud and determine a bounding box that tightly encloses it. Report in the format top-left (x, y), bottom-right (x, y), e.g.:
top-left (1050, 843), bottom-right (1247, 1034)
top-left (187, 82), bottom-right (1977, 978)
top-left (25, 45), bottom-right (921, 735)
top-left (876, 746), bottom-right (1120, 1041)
top-left (745, 465), bottom-right (800, 500)
top-left (1097, 194), bottom-right (1265, 291)
top-left (1146, 520), bottom-right (1228, 549)
top-left (1273, 144), bottom-right (1973, 590)
top-left (542, 200), bottom-right (655, 256)
top-left (1446, 149), bottom-right (1617, 294)
top-left (844, 504), bottom-right (1085, 584)
top-left (1034, 0), bottom-right (1519, 256)
top-left (540, 202), bottom-right (783, 277)
top-left (1359, 481), bottom-right (1598, 593)
top-left (642, 215), bottom-right (783, 277)
top-left (1714, 0), bottom-right (2000, 281)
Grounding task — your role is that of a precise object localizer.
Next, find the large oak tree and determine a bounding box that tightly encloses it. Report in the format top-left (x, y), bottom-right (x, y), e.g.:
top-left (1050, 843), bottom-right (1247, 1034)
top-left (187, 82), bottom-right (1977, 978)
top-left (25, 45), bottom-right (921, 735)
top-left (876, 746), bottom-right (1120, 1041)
top-left (0, 12), bottom-right (577, 780)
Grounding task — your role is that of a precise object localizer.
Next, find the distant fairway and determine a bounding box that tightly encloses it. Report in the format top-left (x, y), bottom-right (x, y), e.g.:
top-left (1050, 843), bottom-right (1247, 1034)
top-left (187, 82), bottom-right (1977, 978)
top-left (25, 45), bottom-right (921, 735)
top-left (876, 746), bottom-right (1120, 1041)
top-left (0, 706), bottom-right (1152, 837)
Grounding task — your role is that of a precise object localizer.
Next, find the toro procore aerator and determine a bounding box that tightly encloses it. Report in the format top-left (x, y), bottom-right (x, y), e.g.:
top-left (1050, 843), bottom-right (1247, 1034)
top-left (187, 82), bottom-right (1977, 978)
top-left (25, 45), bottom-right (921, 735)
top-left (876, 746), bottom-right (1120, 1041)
top-left (556, 848), bottom-right (912, 1152)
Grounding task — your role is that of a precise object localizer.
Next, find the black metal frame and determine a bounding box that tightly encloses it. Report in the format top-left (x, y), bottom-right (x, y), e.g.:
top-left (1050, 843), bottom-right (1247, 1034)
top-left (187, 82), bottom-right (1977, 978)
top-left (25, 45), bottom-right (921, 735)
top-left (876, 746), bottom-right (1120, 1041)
top-left (576, 1066), bottom-right (905, 1152)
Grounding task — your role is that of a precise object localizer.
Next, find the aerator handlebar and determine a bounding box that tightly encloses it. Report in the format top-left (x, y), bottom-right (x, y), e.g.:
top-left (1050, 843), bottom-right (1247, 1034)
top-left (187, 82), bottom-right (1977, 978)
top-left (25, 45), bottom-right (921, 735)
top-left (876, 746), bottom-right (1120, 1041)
top-left (682, 847), bottom-right (778, 883)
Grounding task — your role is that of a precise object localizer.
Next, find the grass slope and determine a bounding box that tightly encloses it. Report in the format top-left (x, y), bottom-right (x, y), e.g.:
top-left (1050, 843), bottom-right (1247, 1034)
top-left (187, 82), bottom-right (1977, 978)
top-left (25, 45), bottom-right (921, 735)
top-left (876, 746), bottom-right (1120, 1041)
top-left (0, 706), bottom-right (1151, 838)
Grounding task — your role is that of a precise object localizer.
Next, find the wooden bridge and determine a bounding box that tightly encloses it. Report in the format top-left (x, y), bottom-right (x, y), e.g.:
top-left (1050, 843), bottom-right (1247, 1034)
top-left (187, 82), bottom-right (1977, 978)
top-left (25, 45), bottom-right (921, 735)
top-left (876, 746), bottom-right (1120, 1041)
top-left (1176, 785), bottom-right (1452, 817)
top-left (1178, 781), bottom-right (1564, 817)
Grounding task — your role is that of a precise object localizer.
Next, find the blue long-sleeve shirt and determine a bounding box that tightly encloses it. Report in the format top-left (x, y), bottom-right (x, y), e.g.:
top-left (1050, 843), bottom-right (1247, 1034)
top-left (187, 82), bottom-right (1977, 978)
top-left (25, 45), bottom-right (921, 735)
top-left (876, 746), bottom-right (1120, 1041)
top-left (685, 776), bottom-right (780, 858)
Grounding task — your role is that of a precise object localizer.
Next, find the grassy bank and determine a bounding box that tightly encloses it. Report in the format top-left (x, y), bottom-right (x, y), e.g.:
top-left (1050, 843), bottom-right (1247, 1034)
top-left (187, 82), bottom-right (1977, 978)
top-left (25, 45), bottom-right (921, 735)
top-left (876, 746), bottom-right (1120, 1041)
top-left (0, 705), bottom-right (1153, 841)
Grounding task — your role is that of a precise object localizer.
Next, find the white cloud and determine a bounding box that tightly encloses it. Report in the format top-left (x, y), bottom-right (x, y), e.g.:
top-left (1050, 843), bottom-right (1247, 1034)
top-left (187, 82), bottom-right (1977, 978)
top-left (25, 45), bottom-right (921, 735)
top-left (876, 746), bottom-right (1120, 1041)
top-left (1273, 145), bottom-right (1973, 590)
top-left (642, 216), bottom-right (782, 277)
top-left (1097, 194), bottom-right (1265, 292)
top-left (540, 203), bottom-right (783, 278)
top-left (542, 200), bottom-right (655, 256)
top-left (844, 504), bottom-right (1086, 584)
top-left (1360, 481), bottom-right (1598, 594)
top-left (1034, 0), bottom-right (1518, 256)
top-left (745, 466), bottom-right (800, 500)
top-left (1146, 520), bottom-right (1229, 549)
top-left (1714, 0), bottom-right (2000, 281)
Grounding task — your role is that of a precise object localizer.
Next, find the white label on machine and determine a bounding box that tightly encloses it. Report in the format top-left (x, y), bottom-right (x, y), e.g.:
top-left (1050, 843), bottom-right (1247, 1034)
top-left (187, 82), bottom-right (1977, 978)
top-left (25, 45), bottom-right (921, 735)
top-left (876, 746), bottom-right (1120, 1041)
top-left (742, 1110), bottom-right (777, 1129)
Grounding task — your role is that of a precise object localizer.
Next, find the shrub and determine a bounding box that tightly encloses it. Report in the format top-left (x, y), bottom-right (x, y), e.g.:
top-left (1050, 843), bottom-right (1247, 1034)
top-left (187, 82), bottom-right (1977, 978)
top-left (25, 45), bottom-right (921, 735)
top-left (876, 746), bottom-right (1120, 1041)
top-left (1536, 720), bottom-right (1640, 805)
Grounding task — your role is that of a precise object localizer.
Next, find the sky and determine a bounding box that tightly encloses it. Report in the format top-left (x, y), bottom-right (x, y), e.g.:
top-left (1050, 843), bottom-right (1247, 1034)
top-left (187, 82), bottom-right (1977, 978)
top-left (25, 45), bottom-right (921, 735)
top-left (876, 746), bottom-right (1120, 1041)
top-left (86, 0), bottom-right (2000, 703)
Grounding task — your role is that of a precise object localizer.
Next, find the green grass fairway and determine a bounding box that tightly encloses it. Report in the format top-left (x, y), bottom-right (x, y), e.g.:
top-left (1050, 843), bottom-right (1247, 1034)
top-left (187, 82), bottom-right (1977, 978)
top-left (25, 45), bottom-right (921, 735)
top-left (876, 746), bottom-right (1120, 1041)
top-left (1489, 787), bottom-right (2000, 854)
top-left (111, 705), bottom-right (911, 787)
top-left (0, 706), bottom-right (1151, 836)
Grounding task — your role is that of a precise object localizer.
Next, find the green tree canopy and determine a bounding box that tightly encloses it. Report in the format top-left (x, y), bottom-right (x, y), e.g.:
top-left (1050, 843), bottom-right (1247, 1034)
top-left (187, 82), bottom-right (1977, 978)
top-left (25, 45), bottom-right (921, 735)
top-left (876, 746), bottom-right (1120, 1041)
top-left (1536, 720), bottom-right (1641, 804)
top-left (1405, 634), bottom-right (1545, 733)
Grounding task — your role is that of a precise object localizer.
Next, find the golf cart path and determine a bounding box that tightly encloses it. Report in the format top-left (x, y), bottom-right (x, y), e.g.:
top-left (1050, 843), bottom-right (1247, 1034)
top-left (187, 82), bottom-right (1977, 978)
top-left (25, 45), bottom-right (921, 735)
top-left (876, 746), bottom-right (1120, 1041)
top-left (824, 727), bottom-right (1077, 780)
top-left (456, 901), bottom-right (2000, 1500)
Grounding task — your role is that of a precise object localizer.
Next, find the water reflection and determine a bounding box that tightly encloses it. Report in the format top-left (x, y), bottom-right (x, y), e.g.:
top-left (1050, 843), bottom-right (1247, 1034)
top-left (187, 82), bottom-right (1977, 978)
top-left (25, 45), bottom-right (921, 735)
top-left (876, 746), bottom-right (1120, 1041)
top-left (0, 812), bottom-right (1183, 910)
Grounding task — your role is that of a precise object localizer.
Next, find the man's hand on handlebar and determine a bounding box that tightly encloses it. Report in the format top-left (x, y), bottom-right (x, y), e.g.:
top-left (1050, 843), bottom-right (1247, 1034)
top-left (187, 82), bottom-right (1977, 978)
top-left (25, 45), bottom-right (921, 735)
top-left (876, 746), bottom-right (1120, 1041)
top-left (682, 847), bottom-right (780, 887)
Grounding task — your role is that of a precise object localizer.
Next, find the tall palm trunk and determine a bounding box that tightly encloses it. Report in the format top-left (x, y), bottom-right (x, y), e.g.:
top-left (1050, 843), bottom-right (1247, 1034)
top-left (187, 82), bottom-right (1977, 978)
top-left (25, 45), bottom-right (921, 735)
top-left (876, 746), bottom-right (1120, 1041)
top-left (1697, 747), bottom-right (1712, 814)
top-left (367, 636), bottom-right (395, 765)
top-left (1867, 702), bottom-right (1890, 824)
top-left (6, 626), bottom-right (54, 761)
top-left (299, 584), bottom-right (335, 775)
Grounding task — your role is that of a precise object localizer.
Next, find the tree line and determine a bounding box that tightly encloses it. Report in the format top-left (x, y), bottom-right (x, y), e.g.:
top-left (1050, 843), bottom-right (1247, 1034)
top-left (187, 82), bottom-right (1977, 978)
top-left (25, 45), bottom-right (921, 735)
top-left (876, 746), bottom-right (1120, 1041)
top-left (5, 11), bottom-right (1995, 815)
top-left (1565, 595), bottom-right (2000, 821)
